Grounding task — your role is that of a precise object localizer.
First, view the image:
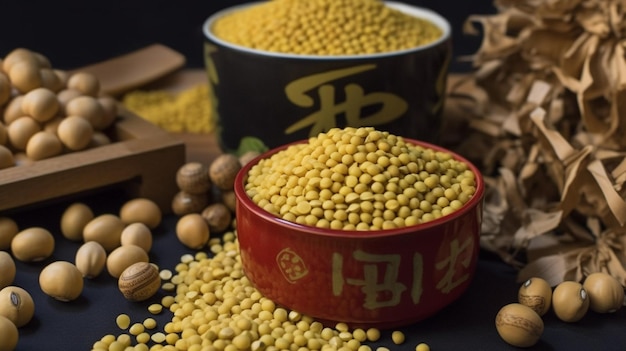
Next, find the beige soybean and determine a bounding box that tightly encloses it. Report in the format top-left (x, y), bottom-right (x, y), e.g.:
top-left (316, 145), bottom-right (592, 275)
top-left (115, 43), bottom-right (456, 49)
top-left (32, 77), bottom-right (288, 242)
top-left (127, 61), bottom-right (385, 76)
top-left (21, 87), bottom-right (59, 122)
top-left (175, 213), bottom-right (210, 249)
top-left (0, 315), bottom-right (18, 351)
top-left (57, 115), bottom-right (94, 151)
top-left (582, 272), bottom-right (624, 313)
top-left (0, 72), bottom-right (10, 106)
top-left (64, 96), bottom-right (105, 128)
top-left (11, 227), bottom-right (55, 262)
top-left (0, 286), bottom-right (35, 327)
top-left (7, 116), bottom-right (40, 151)
top-left (119, 198), bottom-right (162, 229)
top-left (0, 252), bottom-right (16, 289)
top-left (518, 277), bottom-right (552, 316)
top-left (245, 127), bottom-right (476, 230)
top-left (26, 131), bottom-right (63, 160)
top-left (83, 214), bottom-right (125, 252)
top-left (106, 245), bottom-right (149, 278)
top-left (120, 222), bottom-right (153, 253)
top-left (75, 241), bottom-right (107, 278)
top-left (66, 72), bottom-right (100, 97)
top-left (60, 202), bottom-right (94, 241)
top-left (495, 303), bottom-right (543, 348)
top-left (0, 146), bottom-right (14, 170)
top-left (0, 217), bottom-right (18, 250)
top-left (39, 261), bottom-right (84, 301)
top-left (552, 281), bottom-right (589, 322)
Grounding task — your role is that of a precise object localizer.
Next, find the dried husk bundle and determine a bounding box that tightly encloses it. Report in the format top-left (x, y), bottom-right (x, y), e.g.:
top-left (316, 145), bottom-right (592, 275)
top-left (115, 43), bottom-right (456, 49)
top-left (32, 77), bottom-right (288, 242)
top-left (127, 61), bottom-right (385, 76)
top-left (453, 0), bottom-right (626, 287)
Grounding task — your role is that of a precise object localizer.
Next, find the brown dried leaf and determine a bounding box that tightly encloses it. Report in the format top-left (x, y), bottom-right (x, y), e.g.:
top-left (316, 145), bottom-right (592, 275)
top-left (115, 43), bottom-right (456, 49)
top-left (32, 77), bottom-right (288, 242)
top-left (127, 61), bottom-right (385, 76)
top-left (587, 160), bottom-right (626, 226)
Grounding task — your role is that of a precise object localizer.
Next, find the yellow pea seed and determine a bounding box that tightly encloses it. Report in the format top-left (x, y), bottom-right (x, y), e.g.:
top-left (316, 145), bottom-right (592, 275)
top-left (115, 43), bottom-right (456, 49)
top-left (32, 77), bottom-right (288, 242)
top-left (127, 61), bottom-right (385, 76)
top-left (151, 332), bottom-right (166, 343)
top-left (116, 314), bottom-right (131, 330)
top-left (161, 295), bottom-right (175, 308)
top-left (117, 334), bottom-right (132, 346)
top-left (136, 332), bottom-right (151, 344)
top-left (391, 330), bottom-right (405, 344)
top-left (366, 328), bottom-right (380, 342)
top-left (159, 269), bottom-right (173, 281)
top-left (149, 304), bottom-right (163, 314)
top-left (129, 323), bottom-right (145, 335)
top-left (245, 128), bottom-right (476, 230)
top-left (165, 333), bottom-right (179, 345)
top-left (108, 341), bottom-right (126, 351)
top-left (161, 282), bottom-right (176, 291)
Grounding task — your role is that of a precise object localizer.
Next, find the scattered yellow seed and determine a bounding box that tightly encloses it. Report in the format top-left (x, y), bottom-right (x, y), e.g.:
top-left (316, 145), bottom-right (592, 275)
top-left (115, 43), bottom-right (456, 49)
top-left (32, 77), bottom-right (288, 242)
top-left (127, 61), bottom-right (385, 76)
top-left (335, 322), bottom-right (349, 332)
top-left (151, 332), bottom-right (166, 343)
top-left (165, 332), bottom-right (180, 345)
top-left (116, 333), bottom-right (132, 346)
top-left (148, 303), bottom-right (163, 314)
top-left (391, 330), bottom-right (406, 345)
top-left (92, 341), bottom-right (109, 350)
top-left (352, 328), bottom-right (367, 342)
top-left (128, 323), bottom-right (144, 336)
top-left (415, 342), bottom-right (431, 351)
top-left (136, 332), bottom-right (151, 344)
top-left (93, 225), bottom-right (414, 351)
top-left (116, 314), bottom-right (131, 330)
top-left (161, 295), bottom-right (175, 308)
top-left (107, 341), bottom-right (126, 351)
top-left (143, 318), bottom-right (157, 330)
top-left (161, 282), bottom-right (176, 291)
top-left (180, 253), bottom-right (194, 263)
top-left (366, 328), bottom-right (381, 342)
top-left (159, 269), bottom-right (173, 281)
top-left (100, 334), bottom-right (117, 344)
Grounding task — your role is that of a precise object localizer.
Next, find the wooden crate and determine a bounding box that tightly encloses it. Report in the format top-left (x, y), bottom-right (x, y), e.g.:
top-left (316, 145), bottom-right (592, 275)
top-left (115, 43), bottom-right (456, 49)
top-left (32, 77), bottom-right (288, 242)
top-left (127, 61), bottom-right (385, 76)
top-left (0, 108), bottom-right (186, 213)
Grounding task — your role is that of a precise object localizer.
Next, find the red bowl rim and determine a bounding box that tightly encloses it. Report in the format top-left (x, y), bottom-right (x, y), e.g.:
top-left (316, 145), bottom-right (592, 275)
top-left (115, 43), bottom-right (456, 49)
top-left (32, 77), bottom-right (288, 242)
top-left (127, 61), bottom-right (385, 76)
top-left (234, 138), bottom-right (484, 239)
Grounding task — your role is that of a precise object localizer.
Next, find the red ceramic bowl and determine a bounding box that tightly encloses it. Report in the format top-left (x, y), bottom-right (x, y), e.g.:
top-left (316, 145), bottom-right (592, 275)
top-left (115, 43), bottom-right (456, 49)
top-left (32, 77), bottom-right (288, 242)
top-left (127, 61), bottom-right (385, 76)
top-left (234, 138), bottom-right (484, 329)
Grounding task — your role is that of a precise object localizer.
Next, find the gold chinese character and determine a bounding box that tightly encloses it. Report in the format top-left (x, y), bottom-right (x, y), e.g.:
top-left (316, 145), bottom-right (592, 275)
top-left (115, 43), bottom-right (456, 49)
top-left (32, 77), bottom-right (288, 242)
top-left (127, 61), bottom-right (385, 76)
top-left (435, 237), bottom-right (474, 294)
top-left (284, 64), bottom-right (408, 136)
top-left (332, 250), bottom-right (408, 310)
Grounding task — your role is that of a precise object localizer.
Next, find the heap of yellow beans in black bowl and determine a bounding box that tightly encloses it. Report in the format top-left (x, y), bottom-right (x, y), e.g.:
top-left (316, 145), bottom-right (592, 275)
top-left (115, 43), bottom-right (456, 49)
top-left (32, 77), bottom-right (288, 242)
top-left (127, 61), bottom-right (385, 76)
top-left (202, 0), bottom-right (452, 153)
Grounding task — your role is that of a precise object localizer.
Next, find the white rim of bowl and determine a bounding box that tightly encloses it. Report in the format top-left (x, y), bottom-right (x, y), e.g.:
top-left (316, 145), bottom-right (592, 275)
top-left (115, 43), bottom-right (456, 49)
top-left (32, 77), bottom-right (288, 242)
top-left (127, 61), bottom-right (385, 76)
top-left (203, 1), bottom-right (452, 60)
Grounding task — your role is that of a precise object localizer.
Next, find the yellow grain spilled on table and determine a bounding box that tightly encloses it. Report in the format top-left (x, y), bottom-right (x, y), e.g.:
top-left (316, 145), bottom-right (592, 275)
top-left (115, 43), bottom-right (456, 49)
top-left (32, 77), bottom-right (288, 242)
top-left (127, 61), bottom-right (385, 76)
top-left (122, 84), bottom-right (214, 133)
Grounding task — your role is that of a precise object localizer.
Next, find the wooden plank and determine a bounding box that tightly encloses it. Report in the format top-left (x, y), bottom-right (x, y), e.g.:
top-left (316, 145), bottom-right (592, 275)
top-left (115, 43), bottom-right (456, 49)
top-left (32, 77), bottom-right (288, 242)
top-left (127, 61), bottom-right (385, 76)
top-left (0, 109), bottom-right (185, 213)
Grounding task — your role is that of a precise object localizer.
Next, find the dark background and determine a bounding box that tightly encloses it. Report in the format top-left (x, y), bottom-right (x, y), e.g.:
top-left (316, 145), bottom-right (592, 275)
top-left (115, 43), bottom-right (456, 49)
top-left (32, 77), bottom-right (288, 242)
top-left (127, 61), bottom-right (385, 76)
top-left (0, 0), bottom-right (496, 72)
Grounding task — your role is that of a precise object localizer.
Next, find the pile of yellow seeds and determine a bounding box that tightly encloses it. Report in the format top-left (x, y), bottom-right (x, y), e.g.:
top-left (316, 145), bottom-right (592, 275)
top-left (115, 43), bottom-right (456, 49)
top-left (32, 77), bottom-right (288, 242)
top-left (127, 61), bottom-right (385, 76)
top-left (211, 0), bottom-right (442, 55)
top-left (245, 127), bottom-right (476, 230)
top-left (122, 84), bottom-right (214, 134)
top-left (91, 231), bottom-right (431, 351)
